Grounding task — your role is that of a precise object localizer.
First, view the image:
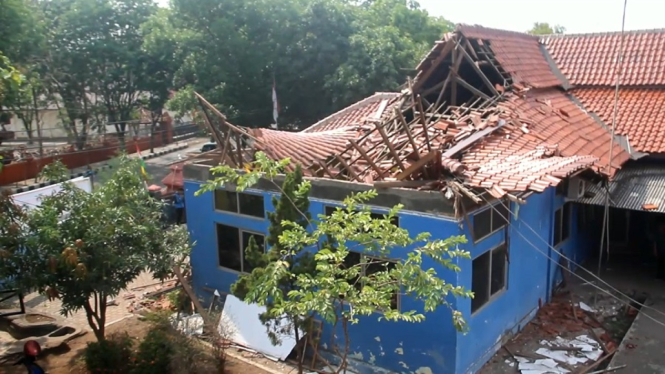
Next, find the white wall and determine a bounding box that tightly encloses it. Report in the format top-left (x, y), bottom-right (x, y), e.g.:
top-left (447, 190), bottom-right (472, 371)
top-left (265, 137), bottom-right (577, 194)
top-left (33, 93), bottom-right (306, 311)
top-left (11, 177), bottom-right (92, 211)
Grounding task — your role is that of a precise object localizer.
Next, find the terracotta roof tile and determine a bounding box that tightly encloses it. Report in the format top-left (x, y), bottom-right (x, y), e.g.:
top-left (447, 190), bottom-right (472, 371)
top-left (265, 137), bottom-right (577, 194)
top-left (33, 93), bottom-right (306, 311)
top-left (500, 89), bottom-right (630, 176)
top-left (462, 136), bottom-right (597, 196)
top-left (573, 87), bottom-right (665, 153)
top-left (301, 93), bottom-right (400, 133)
top-left (248, 127), bottom-right (361, 173)
top-left (542, 29), bottom-right (665, 86)
top-left (457, 24), bottom-right (563, 88)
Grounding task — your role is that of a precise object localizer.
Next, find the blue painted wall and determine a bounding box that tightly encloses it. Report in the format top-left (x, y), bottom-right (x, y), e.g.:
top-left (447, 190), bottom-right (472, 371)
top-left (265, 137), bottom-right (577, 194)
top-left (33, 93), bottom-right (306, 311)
top-left (456, 188), bottom-right (590, 373)
top-left (184, 180), bottom-right (588, 374)
top-left (184, 180), bottom-right (465, 373)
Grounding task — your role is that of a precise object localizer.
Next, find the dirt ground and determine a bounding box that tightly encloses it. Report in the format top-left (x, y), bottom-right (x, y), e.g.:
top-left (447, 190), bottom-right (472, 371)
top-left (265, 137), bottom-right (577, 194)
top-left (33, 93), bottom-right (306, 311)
top-left (0, 316), bottom-right (268, 374)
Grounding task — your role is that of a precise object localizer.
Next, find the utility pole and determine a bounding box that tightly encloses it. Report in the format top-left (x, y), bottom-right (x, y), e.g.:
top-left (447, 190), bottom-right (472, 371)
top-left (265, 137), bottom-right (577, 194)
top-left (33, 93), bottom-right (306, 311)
top-left (31, 86), bottom-right (43, 157)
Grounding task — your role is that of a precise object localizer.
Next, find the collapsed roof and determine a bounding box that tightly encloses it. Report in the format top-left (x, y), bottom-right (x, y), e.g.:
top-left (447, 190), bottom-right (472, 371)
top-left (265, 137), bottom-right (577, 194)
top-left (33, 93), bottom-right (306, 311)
top-left (193, 24), bottom-right (665, 203)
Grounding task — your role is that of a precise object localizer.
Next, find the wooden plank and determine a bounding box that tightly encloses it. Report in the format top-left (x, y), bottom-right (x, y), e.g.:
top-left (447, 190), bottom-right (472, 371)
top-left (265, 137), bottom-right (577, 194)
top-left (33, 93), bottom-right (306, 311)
top-left (334, 155), bottom-right (363, 182)
top-left (395, 151), bottom-right (439, 180)
top-left (442, 119), bottom-right (507, 158)
top-left (348, 139), bottom-right (385, 179)
top-left (451, 45), bottom-right (459, 106)
top-left (194, 92), bottom-right (260, 142)
top-left (374, 180), bottom-right (433, 189)
top-left (454, 75), bottom-right (492, 100)
top-left (458, 37), bottom-right (500, 97)
top-left (376, 125), bottom-right (406, 171)
top-left (416, 95), bottom-right (433, 152)
top-left (317, 159), bottom-right (337, 179)
top-left (394, 108), bottom-right (421, 158)
top-left (412, 39), bottom-right (456, 92)
top-left (234, 132), bottom-right (244, 167)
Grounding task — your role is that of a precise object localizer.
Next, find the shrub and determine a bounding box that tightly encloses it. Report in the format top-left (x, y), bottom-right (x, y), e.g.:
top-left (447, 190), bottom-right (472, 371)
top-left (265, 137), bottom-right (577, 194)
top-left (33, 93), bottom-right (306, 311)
top-left (131, 325), bottom-right (173, 374)
top-left (84, 333), bottom-right (134, 374)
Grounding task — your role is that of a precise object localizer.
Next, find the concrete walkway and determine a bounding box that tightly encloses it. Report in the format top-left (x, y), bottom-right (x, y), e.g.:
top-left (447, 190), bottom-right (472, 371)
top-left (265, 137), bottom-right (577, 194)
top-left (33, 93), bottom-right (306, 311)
top-left (609, 296), bottom-right (665, 373)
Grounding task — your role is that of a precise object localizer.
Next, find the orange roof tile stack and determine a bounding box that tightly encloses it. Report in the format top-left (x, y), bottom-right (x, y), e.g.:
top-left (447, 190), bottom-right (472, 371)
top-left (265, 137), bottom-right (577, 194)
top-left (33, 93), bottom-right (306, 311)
top-left (542, 30), bottom-right (665, 86)
top-left (499, 89), bottom-right (630, 175)
top-left (459, 25), bottom-right (563, 89)
top-left (572, 88), bottom-right (665, 153)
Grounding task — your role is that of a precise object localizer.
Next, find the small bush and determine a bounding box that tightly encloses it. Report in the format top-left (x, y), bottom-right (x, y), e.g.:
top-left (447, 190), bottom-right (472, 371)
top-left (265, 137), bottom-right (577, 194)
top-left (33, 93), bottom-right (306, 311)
top-left (131, 325), bottom-right (173, 374)
top-left (84, 333), bottom-right (134, 374)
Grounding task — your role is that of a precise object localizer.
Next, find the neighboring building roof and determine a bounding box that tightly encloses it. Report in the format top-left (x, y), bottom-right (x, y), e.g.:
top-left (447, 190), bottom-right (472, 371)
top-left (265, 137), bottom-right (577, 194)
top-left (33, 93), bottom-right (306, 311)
top-left (457, 24), bottom-right (563, 89)
top-left (542, 29), bottom-right (665, 86)
top-left (500, 89), bottom-right (630, 176)
top-left (573, 87), bottom-right (665, 154)
top-left (301, 93), bottom-right (401, 133)
top-left (579, 162), bottom-right (665, 213)
top-left (162, 162), bottom-right (185, 189)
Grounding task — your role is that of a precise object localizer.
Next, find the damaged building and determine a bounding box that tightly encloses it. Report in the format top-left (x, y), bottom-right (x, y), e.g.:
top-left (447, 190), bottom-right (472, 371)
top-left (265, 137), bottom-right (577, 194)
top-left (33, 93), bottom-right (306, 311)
top-left (181, 25), bottom-right (665, 374)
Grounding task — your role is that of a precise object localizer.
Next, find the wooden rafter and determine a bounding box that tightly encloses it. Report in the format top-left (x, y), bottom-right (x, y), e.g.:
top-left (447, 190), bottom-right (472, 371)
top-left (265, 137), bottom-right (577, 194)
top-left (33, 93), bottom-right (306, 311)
top-left (457, 37), bottom-right (500, 97)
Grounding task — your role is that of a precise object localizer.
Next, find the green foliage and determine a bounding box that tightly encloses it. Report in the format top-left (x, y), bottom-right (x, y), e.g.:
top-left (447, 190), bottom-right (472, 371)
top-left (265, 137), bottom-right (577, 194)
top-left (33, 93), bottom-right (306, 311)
top-left (84, 333), bottom-right (134, 374)
top-left (155, 0), bottom-right (452, 128)
top-left (0, 156), bottom-right (192, 341)
top-left (0, 53), bottom-right (24, 105)
top-left (230, 164), bottom-right (316, 346)
top-left (528, 22), bottom-right (566, 35)
top-left (37, 159), bottom-right (69, 182)
top-left (131, 325), bottom-right (173, 374)
top-left (197, 153), bottom-right (471, 368)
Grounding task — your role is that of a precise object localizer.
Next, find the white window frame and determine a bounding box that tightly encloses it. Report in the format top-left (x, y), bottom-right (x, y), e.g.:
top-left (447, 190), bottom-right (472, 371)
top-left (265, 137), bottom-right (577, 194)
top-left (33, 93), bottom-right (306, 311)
top-left (213, 189), bottom-right (265, 219)
top-left (471, 243), bottom-right (508, 314)
top-left (215, 223), bottom-right (266, 273)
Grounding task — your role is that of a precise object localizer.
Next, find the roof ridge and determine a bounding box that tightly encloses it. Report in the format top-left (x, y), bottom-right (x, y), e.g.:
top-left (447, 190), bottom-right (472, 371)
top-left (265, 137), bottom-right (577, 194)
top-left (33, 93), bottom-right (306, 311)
top-left (540, 28), bottom-right (665, 40)
top-left (456, 23), bottom-right (538, 40)
top-left (301, 92), bottom-right (399, 133)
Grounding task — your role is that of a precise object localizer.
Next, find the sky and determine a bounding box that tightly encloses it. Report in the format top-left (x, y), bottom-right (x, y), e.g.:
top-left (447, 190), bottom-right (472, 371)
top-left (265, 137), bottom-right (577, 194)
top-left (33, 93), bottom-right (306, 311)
top-left (418, 0), bottom-right (663, 34)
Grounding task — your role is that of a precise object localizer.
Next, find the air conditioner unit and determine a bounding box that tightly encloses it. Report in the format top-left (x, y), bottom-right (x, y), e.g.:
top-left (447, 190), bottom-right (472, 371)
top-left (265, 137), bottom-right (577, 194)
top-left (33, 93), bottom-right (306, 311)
top-left (566, 177), bottom-right (586, 200)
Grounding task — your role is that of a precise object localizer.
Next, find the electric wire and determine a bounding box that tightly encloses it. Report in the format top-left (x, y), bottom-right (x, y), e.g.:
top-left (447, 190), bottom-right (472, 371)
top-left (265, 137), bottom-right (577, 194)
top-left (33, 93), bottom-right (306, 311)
top-left (464, 184), bottom-right (665, 328)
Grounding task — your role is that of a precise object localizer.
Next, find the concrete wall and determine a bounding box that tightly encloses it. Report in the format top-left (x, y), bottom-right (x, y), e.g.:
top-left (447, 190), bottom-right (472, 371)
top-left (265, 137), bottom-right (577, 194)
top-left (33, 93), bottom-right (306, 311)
top-left (183, 180), bottom-right (465, 374)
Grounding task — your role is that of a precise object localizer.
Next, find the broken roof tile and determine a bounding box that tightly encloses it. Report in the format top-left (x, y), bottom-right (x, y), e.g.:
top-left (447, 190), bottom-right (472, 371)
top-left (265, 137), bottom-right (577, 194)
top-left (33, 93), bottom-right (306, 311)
top-left (457, 24), bottom-right (563, 89)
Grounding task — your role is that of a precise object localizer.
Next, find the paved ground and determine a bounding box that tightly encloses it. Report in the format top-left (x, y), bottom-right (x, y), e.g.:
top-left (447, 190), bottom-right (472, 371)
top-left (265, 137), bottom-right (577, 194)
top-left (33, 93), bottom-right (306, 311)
top-left (18, 272), bottom-right (173, 330)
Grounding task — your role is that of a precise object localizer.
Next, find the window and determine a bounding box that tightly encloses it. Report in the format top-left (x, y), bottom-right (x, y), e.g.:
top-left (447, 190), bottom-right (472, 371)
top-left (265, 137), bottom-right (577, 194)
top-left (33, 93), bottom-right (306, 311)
top-left (472, 201), bottom-right (510, 241)
top-left (216, 223), bottom-right (265, 273)
top-left (553, 203), bottom-right (572, 246)
top-left (342, 251), bottom-right (400, 311)
top-left (324, 206), bottom-right (400, 227)
top-left (471, 243), bottom-right (508, 313)
top-left (214, 190), bottom-right (265, 218)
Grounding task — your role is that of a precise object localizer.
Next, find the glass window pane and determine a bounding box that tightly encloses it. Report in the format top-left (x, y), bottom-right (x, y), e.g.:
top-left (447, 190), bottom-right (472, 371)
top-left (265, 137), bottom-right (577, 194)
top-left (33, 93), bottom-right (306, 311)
top-left (562, 203), bottom-right (572, 242)
top-left (242, 231), bottom-right (265, 273)
top-left (491, 245), bottom-right (507, 295)
top-left (554, 208), bottom-right (562, 246)
top-left (471, 251), bottom-right (491, 312)
top-left (216, 224), bottom-right (241, 271)
top-left (238, 193), bottom-right (265, 218)
top-left (214, 190), bottom-right (238, 212)
top-left (473, 209), bottom-right (492, 240)
top-left (492, 201), bottom-right (510, 231)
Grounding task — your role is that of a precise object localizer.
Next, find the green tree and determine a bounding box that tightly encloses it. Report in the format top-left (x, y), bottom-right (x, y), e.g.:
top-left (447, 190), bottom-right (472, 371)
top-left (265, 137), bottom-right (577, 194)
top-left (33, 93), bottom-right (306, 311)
top-left (154, 0), bottom-right (452, 129)
top-left (0, 156), bottom-right (191, 341)
top-left (528, 22), bottom-right (566, 35)
top-left (140, 8), bottom-right (178, 151)
top-left (197, 153), bottom-right (471, 372)
top-left (224, 164), bottom-right (315, 373)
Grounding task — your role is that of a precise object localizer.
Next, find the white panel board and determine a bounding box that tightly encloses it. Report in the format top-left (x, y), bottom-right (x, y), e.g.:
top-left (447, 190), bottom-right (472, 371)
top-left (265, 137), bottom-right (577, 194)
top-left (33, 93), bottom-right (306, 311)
top-left (11, 177), bottom-right (92, 210)
top-left (219, 295), bottom-right (299, 361)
